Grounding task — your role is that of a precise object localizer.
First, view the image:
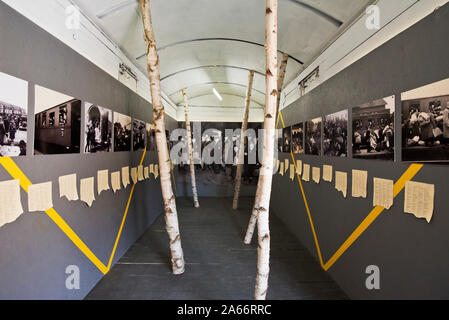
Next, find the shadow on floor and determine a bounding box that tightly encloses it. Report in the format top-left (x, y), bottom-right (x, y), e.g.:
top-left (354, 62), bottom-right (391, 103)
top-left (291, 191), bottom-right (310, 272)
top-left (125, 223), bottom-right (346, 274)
top-left (86, 197), bottom-right (348, 300)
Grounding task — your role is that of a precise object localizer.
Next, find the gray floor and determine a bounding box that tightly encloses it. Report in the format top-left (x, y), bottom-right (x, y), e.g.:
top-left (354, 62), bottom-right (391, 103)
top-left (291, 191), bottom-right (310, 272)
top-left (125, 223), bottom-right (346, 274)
top-left (86, 197), bottom-right (347, 300)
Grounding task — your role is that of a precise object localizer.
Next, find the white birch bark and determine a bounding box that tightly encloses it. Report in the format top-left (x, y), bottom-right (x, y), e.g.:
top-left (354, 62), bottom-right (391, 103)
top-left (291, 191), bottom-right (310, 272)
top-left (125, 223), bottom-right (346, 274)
top-left (232, 70), bottom-right (254, 210)
top-left (276, 53), bottom-right (289, 116)
top-left (182, 88), bottom-right (200, 208)
top-left (139, 0), bottom-right (185, 275)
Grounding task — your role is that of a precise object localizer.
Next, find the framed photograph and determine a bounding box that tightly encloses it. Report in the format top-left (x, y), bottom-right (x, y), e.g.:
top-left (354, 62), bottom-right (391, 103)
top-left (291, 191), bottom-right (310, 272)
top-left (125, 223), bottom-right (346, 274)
top-left (291, 123), bottom-right (304, 154)
top-left (133, 119), bottom-right (146, 152)
top-left (305, 117), bottom-right (322, 156)
top-left (84, 103), bottom-right (112, 153)
top-left (34, 85), bottom-right (81, 155)
top-left (282, 126), bottom-right (292, 153)
top-left (113, 112), bottom-right (131, 152)
top-left (352, 96), bottom-right (395, 160)
top-left (146, 123), bottom-right (156, 151)
top-left (402, 77), bottom-right (449, 162)
top-left (323, 110), bottom-right (348, 157)
top-left (0, 72), bottom-right (28, 157)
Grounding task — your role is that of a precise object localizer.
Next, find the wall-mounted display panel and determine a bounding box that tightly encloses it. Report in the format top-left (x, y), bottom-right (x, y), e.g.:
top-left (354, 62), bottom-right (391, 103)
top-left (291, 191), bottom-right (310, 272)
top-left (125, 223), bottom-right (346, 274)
top-left (282, 126), bottom-right (292, 153)
top-left (146, 123), bottom-right (156, 151)
top-left (305, 117), bottom-right (322, 156)
top-left (132, 119), bottom-right (146, 152)
top-left (84, 103), bottom-right (112, 153)
top-left (291, 123), bottom-right (304, 155)
top-left (323, 110), bottom-right (348, 157)
top-left (113, 112), bottom-right (131, 152)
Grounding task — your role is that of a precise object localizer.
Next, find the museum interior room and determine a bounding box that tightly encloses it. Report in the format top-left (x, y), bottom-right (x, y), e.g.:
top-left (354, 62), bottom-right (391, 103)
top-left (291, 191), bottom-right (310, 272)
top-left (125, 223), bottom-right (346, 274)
top-left (0, 0), bottom-right (448, 302)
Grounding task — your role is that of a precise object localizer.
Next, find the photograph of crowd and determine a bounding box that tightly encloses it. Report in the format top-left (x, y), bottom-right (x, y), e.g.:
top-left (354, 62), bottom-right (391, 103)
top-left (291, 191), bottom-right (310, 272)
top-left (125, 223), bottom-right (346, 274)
top-left (133, 119), bottom-right (146, 152)
top-left (323, 110), bottom-right (348, 157)
top-left (282, 126), bottom-right (292, 153)
top-left (291, 123), bottom-right (304, 154)
top-left (402, 77), bottom-right (449, 162)
top-left (34, 85), bottom-right (81, 155)
top-left (305, 117), bottom-right (322, 156)
top-left (0, 72), bottom-right (28, 157)
top-left (146, 123), bottom-right (156, 151)
top-left (113, 112), bottom-right (131, 152)
top-left (352, 96), bottom-right (395, 160)
top-left (84, 103), bottom-right (112, 153)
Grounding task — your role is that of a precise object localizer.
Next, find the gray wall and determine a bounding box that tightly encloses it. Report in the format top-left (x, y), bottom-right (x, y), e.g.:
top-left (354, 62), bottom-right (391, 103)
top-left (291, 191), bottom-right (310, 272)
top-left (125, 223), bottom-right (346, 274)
top-left (0, 2), bottom-right (177, 299)
top-left (271, 3), bottom-right (449, 299)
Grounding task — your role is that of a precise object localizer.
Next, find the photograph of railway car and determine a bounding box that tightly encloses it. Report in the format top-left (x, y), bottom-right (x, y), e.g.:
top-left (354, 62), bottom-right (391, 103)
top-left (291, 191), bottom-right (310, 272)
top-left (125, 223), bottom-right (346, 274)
top-left (146, 123), bottom-right (156, 151)
top-left (0, 72), bottom-right (28, 157)
top-left (133, 119), bottom-right (146, 152)
top-left (113, 112), bottom-right (131, 152)
top-left (34, 85), bottom-right (81, 155)
top-left (84, 103), bottom-right (112, 153)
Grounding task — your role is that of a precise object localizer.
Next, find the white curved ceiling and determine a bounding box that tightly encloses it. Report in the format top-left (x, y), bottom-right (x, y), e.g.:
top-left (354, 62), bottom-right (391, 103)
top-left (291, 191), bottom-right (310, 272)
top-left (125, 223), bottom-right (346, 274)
top-left (73, 0), bottom-right (372, 116)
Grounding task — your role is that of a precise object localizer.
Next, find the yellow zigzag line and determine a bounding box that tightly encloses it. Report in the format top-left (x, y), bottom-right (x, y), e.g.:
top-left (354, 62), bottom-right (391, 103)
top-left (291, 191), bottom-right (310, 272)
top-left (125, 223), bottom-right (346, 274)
top-left (277, 111), bottom-right (423, 271)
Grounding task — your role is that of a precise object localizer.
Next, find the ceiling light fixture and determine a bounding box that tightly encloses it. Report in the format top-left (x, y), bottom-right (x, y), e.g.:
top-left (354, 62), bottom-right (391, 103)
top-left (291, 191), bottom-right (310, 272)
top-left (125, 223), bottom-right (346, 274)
top-left (213, 88), bottom-right (223, 101)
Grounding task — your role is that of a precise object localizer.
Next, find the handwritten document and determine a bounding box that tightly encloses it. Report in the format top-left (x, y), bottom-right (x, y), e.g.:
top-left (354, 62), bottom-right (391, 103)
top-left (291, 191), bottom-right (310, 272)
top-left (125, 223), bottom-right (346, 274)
top-left (80, 177), bottom-right (95, 207)
top-left (296, 160), bottom-right (302, 175)
top-left (0, 179), bottom-right (23, 228)
top-left (154, 165), bottom-right (159, 179)
top-left (335, 171), bottom-right (347, 198)
top-left (144, 166), bottom-right (149, 179)
top-left (149, 164), bottom-right (154, 175)
top-left (59, 173), bottom-right (79, 201)
top-left (373, 178), bottom-right (393, 210)
top-left (97, 169), bottom-right (110, 195)
top-left (122, 166), bottom-right (130, 188)
top-left (138, 165), bottom-right (144, 181)
top-left (284, 159), bottom-right (289, 170)
top-left (131, 167), bottom-right (138, 185)
top-left (28, 181), bottom-right (53, 212)
top-left (323, 165), bottom-right (333, 182)
top-left (289, 164), bottom-right (295, 180)
top-left (312, 167), bottom-right (320, 184)
top-left (352, 170), bottom-right (368, 198)
top-left (280, 162), bottom-right (284, 176)
top-left (302, 164), bottom-right (310, 182)
top-left (111, 171), bottom-right (121, 193)
top-left (404, 181), bottom-right (435, 223)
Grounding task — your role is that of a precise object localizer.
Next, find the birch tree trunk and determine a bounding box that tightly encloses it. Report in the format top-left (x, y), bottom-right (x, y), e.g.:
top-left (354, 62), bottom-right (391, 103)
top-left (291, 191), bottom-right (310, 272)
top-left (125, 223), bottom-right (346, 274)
top-left (182, 88), bottom-right (200, 208)
top-left (253, 0), bottom-right (278, 300)
top-left (232, 70), bottom-right (254, 210)
top-left (276, 53), bottom-right (289, 116)
top-left (139, 0), bottom-right (185, 275)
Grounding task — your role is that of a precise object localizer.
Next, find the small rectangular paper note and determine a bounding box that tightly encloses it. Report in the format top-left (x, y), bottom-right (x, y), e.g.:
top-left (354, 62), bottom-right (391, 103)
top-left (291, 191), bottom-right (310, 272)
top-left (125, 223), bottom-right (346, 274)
top-left (80, 177), bottom-right (95, 207)
top-left (404, 181), bottom-right (435, 223)
top-left (275, 159), bottom-right (280, 173)
top-left (289, 164), bottom-right (295, 180)
top-left (154, 165), bottom-right (159, 179)
top-left (296, 160), bottom-right (302, 175)
top-left (97, 169), bottom-right (110, 195)
top-left (302, 164), bottom-right (310, 182)
top-left (111, 171), bottom-right (121, 193)
top-left (373, 178), bottom-right (393, 210)
top-left (59, 173), bottom-right (78, 201)
top-left (0, 179), bottom-right (23, 228)
top-left (323, 165), bottom-right (333, 182)
top-left (131, 167), bottom-right (138, 184)
top-left (312, 167), bottom-right (320, 184)
top-left (144, 166), bottom-right (149, 179)
top-left (279, 162), bottom-right (284, 176)
top-left (122, 166), bottom-right (130, 188)
top-left (149, 164), bottom-right (154, 175)
top-left (352, 170), bottom-right (368, 198)
top-left (335, 171), bottom-right (347, 198)
top-left (138, 165), bottom-right (144, 181)
top-left (28, 181), bottom-right (53, 212)
top-left (284, 159), bottom-right (289, 169)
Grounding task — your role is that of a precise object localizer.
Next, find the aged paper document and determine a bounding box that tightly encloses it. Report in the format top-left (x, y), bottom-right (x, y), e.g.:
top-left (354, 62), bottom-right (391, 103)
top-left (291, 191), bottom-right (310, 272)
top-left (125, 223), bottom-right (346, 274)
top-left (404, 181), bottom-right (435, 223)
top-left (323, 165), bottom-right (333, 182)
top-left (302, 164), bottom-right (310, 182)
top-left (0, 179), bottom-right (23, 228)
top-left (80, 177), bottom-right (95, 207)
top-left (131, 167), bottom-right (138, 185)
top-left (111, 171), bottom-right (121, 193)
top-left (279, 162), bottom-right (284, 176)
top-left (28, 181), bottom-right (53, 212)
top-left (296, 160), bottom-right (302, 175)
top-left (58, 173), bottom-right (79, 201)
top-left (97, 169), bottom-right (110, 195)
top-left (122, 166), bottom-right (130, 188)
top-left (352, 170), bottom-right (368, 198)
top-left (149, 164), bottom-right (154, 175)
top-left (138, 165), bottom-right (144, 181)
top-left (154, 165), bottom-right (159, 179)
top-left (335, 171), bottom-right (347, 198)
top-left (284, 159), bottom-right (289, 170)
top-left (373, 178), bottom-right (394, 210)
top-left (289, 164), bottom-right (295, 180)
top-left (144, 166), bottom-right (149, 179)
top-left (312, 167), bottom-right (320, 184)
top-left (275, 159), bottom-right (280, 173)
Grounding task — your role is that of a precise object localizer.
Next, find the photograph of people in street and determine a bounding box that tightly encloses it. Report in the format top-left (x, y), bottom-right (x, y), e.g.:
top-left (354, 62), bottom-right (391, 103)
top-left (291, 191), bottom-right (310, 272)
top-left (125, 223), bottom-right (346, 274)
top-left (113, 112), bottom-right (131, 152)
top-left (133, 119), bottom-right (146, 152)
top-left (291, 123), bottom-right (304, 154)
top-left (323, 110), bottom-right (348, 157)
top-left (305, 117), bottom-right (322, 156)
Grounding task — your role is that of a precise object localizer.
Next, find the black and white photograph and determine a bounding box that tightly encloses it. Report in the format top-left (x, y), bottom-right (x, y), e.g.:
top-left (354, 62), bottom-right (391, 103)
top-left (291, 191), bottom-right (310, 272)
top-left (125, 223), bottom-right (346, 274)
top-left (133, 119), bottom-right (146, 152)
top-left (113, 112), bottom-right (131, 152)
top-left (352, 96), bottom-right (395, 160)
top-left (146, 123), bottom-right (156, 151)
top-left (291, 123), bottom-right (304, 154)
top-left (305, 117), bottom-right (322, 156)
top-left (0, 72), bottom-right (28, 157)
top-left (282, 126), bottom-right (292, 153)
top-left (402, 77), bottom-right (449, 162)
top-left (84, 103), bottom-right (112, 153)
top-left (323, 110), bottom-right (348, 157)
top-left (34, 85), bottom-right (81, 155)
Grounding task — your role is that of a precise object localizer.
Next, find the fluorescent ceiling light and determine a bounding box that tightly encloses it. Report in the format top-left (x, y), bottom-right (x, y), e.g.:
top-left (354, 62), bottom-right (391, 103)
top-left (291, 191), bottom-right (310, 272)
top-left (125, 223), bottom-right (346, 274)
top-left (212, 88), bottom-right (223, 101)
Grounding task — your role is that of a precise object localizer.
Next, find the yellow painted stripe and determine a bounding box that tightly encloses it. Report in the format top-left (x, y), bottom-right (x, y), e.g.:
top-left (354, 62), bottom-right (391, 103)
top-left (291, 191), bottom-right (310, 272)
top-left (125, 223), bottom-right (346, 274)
top-left (323, 163), bottom-right (423, 271)
top-left (279, 111), bottom-right (285, 129)
top-left (0, 157), bottom-right (108, 274)
top-left (107, 149), bottom-right (147, 270)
